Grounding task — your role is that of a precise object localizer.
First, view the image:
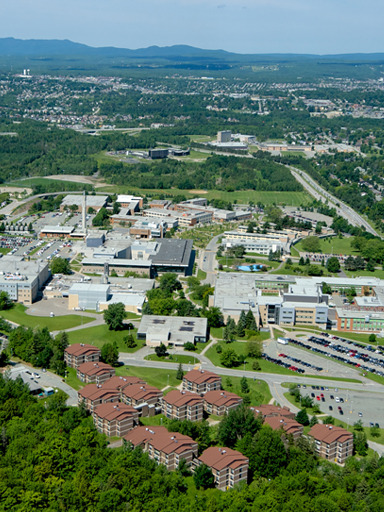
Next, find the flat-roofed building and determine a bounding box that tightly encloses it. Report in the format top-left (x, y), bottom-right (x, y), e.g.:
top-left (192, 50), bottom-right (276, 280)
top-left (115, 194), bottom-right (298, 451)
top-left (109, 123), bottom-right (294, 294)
top-left (76, 361), bottom-right (115, 385)
top-left (264, 416), bottom-right (303, 441)
top-left (64, 343), bottom-right (101, 369)
top-left (195, 447), bottom-right (248, 490)
top-left (161, 390), bottom-right (204, 422)
top-left (61, 194), bottom-right (108, 212)
top-left (40, 225), bottom-right (75, 239)
top-left (203, 390), bottom-right (242, 416)
top-left (182, 369), bottom-right (221, 394)
top-left (308, 424), bottom-right (353, 465)
top-left (121, 384), bottom-right (163, 417)
top-left (137, 315), bottom-right (208, 347)
top-left (125, 426), bottom-right (198, 471)
top-left (117, 195), bottom-right (143, 208)
top-left (93, 402), bottom-right (139, 437)
top-left (67, 283), bottom-right (110, 310)
top-left (0, 257), bottom-right (50, 305)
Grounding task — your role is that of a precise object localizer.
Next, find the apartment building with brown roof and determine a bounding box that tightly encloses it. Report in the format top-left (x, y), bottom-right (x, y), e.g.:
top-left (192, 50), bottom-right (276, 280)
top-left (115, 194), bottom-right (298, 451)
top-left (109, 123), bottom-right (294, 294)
top-left (264, 416), bottom-right (304, 441)
top-left (121, 384), bottom-right (163, 417)
top-left (125, 426), bottom-right (198, 471)
top-left (76, 361), bottom-right (115, 385)
top-left (203, 390), bottom-right (242, 416)
top-left (182, 369), bottom-right (221, 394)
top-left (250, 404), bottom-right (295, 420)
top-left (78, 383), bottom-right (120, 412)
top-left (64, 343), bottom-right (101, 369)
top-left (308, 424), bottom-right (353, 465)
top-left (161, 390), bottom-right (204, 422)
top-left (93, 402), bottom-right (139, 437)
top-left (196, 447), bottom-right (248, 490)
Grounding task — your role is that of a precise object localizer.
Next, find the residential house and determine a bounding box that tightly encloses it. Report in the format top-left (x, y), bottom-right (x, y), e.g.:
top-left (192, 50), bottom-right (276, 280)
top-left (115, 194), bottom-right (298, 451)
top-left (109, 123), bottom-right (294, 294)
top-left (250, 404), bottom-right (295, 420)
top-left (64, 343), bottom-right (101, 369)
top-left (161, 390), bottom-right (204, 422)
top-left (76, 361), bottom-right (115, 385)
top-left (196, 447), bottom-right (248, 490)
top-left (182, 369), bottom-right (221, 394)
top-left (308, 424), bottom-right (353, 464)
top-left (121, 384), bottom-right (163, 417)
top-left (125, 426), bottom-right (198, 470)
top-left (263, 416), bottom-right (304, 441)
top-left (93, 402), bottom-right (139, 437)
top-left (203, 390), bottom-right (242, 416)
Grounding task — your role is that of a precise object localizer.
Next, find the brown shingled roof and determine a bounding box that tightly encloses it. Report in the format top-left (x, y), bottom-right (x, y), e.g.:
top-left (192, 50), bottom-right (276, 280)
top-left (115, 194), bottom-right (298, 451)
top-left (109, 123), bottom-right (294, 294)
top-left (65, 343), bottom-right (101, 356)
top-left (198, 447), bottom-right (248, 471)
top-left (162, 390), bottom-right (204, 407)
top-left (309, 424), bottom-right (353, 444)
top-left (102, 376), bottom-right (146, 391)
top-left (93, 402), bottom-right (138, 422)
top-left (264, 416), bottom-right (303, 436)
top-left (77, 361), bottom-right (114, 377)
top-left (204, 390), bottom-right (242, 408)
top-left (121, 383), bottom-right (162, 402)
top-left (250, 404), bottom-right (295, 419)
top-left (125, 426), bottom-right (197, 455)
top-left (183, 369), bottom-right (221, 385)
top-left (78, 383), bottom-right (119, 402)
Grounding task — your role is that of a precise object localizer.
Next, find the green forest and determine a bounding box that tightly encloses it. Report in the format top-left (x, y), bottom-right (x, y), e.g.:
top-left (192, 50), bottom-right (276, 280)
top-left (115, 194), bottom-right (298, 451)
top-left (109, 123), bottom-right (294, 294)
top-left (1, 375), bottom-right (384, 511)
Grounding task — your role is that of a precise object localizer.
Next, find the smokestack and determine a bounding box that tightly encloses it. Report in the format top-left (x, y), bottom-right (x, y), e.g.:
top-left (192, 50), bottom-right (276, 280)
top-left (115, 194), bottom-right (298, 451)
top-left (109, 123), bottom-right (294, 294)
top-left (82, 191), bottom-right (87, 236)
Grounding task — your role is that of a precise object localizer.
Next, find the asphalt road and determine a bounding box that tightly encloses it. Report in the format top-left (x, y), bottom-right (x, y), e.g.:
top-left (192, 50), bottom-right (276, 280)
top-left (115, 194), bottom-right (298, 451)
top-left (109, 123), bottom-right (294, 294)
top-left (289, 166), bottom-right (379, 237)
top-left (199, 234), bottom-right (222, 285)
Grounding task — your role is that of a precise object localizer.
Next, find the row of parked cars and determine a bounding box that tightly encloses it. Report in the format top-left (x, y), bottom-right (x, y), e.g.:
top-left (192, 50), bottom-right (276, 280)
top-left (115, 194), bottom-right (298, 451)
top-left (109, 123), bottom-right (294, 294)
top-left (278, 351), bottom-right (323, 372)
top-left (262, 352), bottom-right (305, 373)
top-left (306, 335), bottom-right (384, 377)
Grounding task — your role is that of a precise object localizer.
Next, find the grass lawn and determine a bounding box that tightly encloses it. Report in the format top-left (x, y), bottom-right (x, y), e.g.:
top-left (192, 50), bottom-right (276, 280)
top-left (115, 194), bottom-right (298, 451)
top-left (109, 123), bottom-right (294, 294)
top-left (115, 365), bottom-right (180, 389)
top-left (0, 304), bottom-right (93, 330)
top-left (0, 248), bottom-right (11, 255)
top-left (205, 339), bottom-right (298, 375)
top-left (140, 414), bottom-right (168, 427)
top-left (197, 269), bottom-right (207, 280)
top-left (65, 367), bottom-right (84, 390)
top-left (67, 324), bottom-right (143, 352)
top-left (344, 269), bottom-right (384, 279)
top-left (294, 236), bottom-right (358, 256)
top-left (210, 327), bottom-right (224, 339)
top-left (144, 354), bottom-right (199, 365)
top-left (10, 177), bottom-right (93, 192)
top-left (221, 375), bottom-right (272, 405)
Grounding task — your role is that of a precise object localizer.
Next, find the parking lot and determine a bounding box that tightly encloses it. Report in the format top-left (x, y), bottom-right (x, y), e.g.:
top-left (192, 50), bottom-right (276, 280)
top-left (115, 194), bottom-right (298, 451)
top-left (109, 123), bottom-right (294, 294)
top-left (263, 338), bottom-right (362, 379)
top-left (296, 383), bottom-right (383, 427)
top-left (294, 334), bottom-right (384, 377)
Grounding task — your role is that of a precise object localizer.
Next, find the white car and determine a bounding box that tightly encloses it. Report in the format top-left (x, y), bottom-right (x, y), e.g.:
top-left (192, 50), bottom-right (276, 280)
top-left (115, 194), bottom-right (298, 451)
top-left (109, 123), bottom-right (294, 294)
top-left (335, 397), bottom-right (340, 403)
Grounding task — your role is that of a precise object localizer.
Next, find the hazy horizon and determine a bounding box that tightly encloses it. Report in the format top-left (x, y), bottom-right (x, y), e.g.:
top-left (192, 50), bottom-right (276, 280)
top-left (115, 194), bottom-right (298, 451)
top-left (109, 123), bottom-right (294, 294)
top-left (2, 0), bottom-right (384, 55)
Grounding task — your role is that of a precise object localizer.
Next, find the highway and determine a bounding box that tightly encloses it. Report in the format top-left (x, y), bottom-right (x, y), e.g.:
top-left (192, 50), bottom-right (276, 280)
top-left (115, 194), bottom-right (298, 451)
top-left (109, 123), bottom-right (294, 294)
top-left (289, 166), bottom-right (379, 237)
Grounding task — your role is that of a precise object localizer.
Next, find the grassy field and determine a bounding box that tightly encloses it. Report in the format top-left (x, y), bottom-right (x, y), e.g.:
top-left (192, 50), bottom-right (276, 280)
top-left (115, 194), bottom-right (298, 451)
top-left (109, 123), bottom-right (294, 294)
top-left (294, 236), bottom-right (358, 256)
top-left (145, 354), bottom-right (199, 365)
top-left (67, 324), bottom-right (143, 352)
top-left (344, 269), bottom-right (384, 279)
top-left (205, 340), bottom-right (297, 375)
top-left (65, 367), bottom-right (84, 390)
top-left (115, 365), bottom-right (181, 389)
top-left (10, 177), bottom-right (93, 192)
top-left (0, 304), bottom-right (93, 330)
top-left (221, 375), bottom-right (272, 405)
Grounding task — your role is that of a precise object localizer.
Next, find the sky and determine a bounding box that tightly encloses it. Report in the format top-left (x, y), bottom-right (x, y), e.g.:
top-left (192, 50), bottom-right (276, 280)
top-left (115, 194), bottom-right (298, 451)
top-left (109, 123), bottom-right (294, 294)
top-left (1, 0), bottom-right (383, 54)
